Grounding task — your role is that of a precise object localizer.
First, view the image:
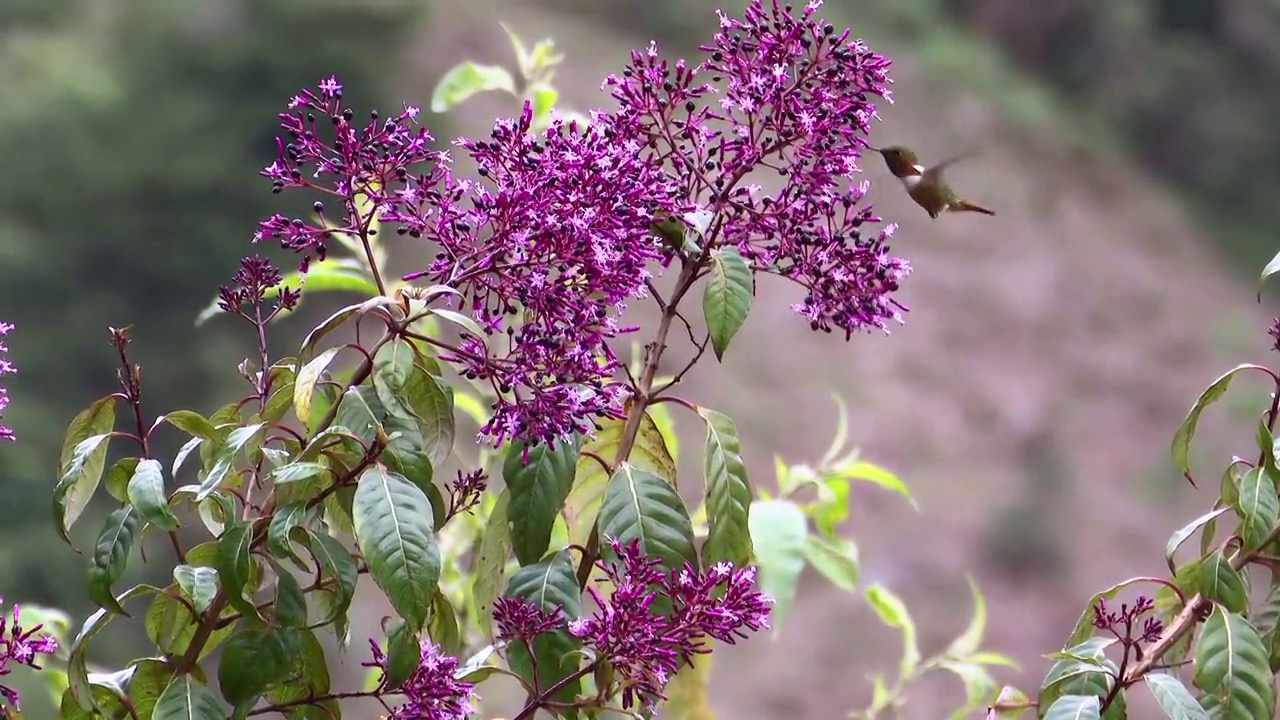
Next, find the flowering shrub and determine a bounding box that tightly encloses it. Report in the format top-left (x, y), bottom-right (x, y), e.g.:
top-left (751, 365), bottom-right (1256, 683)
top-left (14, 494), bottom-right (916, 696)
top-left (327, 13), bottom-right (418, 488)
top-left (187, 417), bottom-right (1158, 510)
top-left (28, 1), bottom-right (1280, 719)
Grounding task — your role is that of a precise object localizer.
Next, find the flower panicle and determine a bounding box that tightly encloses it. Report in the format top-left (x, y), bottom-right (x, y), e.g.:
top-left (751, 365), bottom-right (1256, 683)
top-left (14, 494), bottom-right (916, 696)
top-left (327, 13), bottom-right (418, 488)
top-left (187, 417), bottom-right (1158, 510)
top-left (364, 639), bottom-right (477, 720)
top-left (0, 598), bottom-right (60, 710)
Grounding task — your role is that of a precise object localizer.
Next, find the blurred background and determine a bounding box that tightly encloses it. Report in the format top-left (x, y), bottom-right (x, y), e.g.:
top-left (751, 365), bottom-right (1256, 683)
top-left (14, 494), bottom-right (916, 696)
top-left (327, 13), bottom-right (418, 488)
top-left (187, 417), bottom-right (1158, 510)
top-left (2, 0), bottom-right (1277, 717)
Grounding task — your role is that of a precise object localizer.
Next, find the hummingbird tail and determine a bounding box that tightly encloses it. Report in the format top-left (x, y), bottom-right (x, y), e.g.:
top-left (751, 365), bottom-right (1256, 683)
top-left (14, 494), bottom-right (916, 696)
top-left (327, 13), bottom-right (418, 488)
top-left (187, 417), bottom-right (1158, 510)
top-left (950, 200), bottom-right (995, 216)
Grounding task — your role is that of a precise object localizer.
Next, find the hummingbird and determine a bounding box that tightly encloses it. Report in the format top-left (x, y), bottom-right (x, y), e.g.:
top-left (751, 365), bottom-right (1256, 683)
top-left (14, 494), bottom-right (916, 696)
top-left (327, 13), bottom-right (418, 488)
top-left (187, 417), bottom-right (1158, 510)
top-left (870, 145), bottom-right (995, 219)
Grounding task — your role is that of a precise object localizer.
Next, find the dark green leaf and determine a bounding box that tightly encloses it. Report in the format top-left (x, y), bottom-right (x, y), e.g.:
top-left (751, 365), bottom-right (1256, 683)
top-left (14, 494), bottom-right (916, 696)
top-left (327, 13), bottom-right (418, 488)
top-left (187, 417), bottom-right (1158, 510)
top-left (506, 437), bottom-right (581, 566)
top-left (1196, 552), bottom-right (1249, 613)
top-left (748, 499), bottom-right (807, 630)
top-left (88, 507), bottom-right (143, 614)
top-left (384, 619), bottom-right (421, 689)
top-left (173, 565), bottom-right (219, 615)
top-left (430, 61), bottom-right (516, 112)
top-left (273, 564), bottom-right (309, 628)
top-left (1193, 606), bottom-right (1275, 719)
top-left (565, 412), bottom-right (676, 549)
top-left (1235, 467), bottom-right (1279, 552)
top-left (54, 396), bottom-right (117, 542)
top-left (505, 550), bottom-right (582, 705)
top-left (304, 529), bottom-right (357, 626)
top-left (374, 342), bottom-right (455, 467)
top-left (268, 502), bottom-right (315, 568)
top-left (153, 675), bottom-right (224, 720)
top-left (1172, 365), bottom-right (1267, 479)
top-left (599, 463), bottom-right (698, 570)
top-left (217, 522), bottom-right (264, 624)
top-left (145, 588), bottom-right (237, 661)
top-left (1039, 639), bottom-right (1119, 717)
top-left (217, 628), bottom-right (294, 707)
top-left (702, 247), bottom-right (753, 361)
top-left (1144, 673), bottom-right (1210, 720)
top-left (352, 466), bottom-right (440, 630)
top-left (265, 628), bottom-right (332, 709)
top-left (700, 408), bottom-right (753, 567)
top-left (127, 459), bottom-right (179, 531)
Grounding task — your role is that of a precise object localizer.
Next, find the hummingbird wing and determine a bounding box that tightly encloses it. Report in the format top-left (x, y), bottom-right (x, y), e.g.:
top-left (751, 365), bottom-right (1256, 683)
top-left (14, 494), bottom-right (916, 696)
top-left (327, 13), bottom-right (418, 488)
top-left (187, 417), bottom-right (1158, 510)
top-left (921, 150), bottom-right (979, 184)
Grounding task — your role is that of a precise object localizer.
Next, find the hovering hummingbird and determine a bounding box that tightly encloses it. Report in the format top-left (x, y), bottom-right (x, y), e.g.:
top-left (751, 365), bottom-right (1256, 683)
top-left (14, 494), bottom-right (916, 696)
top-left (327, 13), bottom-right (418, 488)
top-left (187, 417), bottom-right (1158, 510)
top-left (870, 146), bottom-right (995, 219)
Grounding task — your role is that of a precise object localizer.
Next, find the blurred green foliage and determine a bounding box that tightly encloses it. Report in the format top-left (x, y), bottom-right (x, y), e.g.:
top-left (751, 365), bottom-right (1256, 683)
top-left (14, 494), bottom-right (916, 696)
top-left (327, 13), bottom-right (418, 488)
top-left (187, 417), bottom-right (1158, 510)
top-left (0, 0), bottom-right (424, 633)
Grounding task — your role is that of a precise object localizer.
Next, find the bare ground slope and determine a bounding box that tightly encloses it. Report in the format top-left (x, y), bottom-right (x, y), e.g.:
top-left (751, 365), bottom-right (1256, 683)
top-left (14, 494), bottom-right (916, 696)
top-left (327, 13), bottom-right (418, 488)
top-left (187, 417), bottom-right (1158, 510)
top-left (348, 4), bottom-right (1272, 717)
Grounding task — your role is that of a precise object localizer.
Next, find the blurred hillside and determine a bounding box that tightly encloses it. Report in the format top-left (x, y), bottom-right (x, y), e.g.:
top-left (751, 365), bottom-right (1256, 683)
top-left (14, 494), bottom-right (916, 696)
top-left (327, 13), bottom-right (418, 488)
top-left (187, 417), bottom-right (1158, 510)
top-left (1, 1), bottom-right (1278, 719)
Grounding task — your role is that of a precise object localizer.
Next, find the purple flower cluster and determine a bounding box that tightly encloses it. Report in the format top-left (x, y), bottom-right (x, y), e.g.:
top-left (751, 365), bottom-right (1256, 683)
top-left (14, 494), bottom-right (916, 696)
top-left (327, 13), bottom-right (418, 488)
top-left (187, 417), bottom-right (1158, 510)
top-left (446, 469), bottom-right (488, 518)
top-left (606, 0), bottom-right (908, 337)
top-left (0, 322), bottom-right (13, 441)
top-left (493, 538), bottom-right (771, 710)
top-left (1092, 595), bottom-right (1162, 645)
top-left (0, 599), bottom-right (59, 709)
top-left (256, 2), bottom-right (904, 444)
top-left (365, 639), bottom-right (476, 720)
top-left (217, 255), bottom-right (301, 318)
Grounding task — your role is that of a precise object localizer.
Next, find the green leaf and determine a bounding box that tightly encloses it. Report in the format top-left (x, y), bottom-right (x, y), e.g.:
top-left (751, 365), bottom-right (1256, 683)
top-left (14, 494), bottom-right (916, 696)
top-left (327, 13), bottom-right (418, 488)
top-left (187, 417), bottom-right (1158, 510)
top-left (88, 506), bottom-right (143, 614)
top-left (1166, 507), bottom-right (1230, 575)
top-left (1043, 695), bottom-right (1101, 720)
top-left (265, 628), bottom-right (332, 710)
top-left (126, 458), bottom-right (179, 531)
top-left (163, 410), bottom-right (221, 441)
top-left (472, 490), bottom-right (512, 639)
top-left (153, 675), bottom-right (223, 720)
top-left (1197, 552), bottom-right (1249, 613)
top-left (700, 408), bottom-right (754, 567)
top-left (54, 397), bottom-right (117, 542)
top-left (429, 590), bottom-right (463, 657)
top-left (865, 584), bottom-right (921, 678)
top-left (145, 588), bottom-right (237, 661)
top-left (66, 585), bottom-right (157, 714)
top-left (299, 296), bottom-right (396, 357)
top-left (126, 658), bottom-right (171, 720)
top-left (1193, 606), bottom-right (1276, 719)
top-left (748, 499), bottom-right (808, 630)
top-left (303, 529), bottom-right (358, 627)
top-left (103, 456), bottom-right (140, 503)
top-left (267, 502), bottom-right (314, 568)
top-left (1064, 577), bottom-right (1151, 648)
top-left (429, 307), bottom-right (486, 340)
top-left (373, 339), bottom-right (455, 466)
top-left (353, 466), bottom-right (441, 630)
top-left (1172, 365), bottom-right (1267, 480)
top-left (528, 82), bottom-right (558, 124)
top-left (295, 346), bottom-right (342, 431)
top-left (197, 423), bottom-right (266, 500)
top-left (1039, 639), bottom-right (1120, 718)
top-left (702, 247), bottom-right (753, 361)
top-left (1235, 466), bottom-right (1279, 552)
top-left (1144, 673), bottom-right (1211, 720)
top-left (599, 463), bottom-right (698, 569)
top-left (217, 628), bottom-right (294, 707)
top-left (1258, 249), bottom-right (1280, 301)
top-left (938, 660), bottom-right (998, 718)
top-left (506, 437), bottom-right (581, 566)
top-left (802, 533), bottom-right (859, 592)
top-left (173, 565), bottom-right (219, 614)
top-left (990, 686), bottom-right (1032, 720)
top-left (384, 619), bottom-right (421, 689)
top-left (565, 412), bottom-right (677, 548)
top-left (948, 576), bottom-right (989, 658)
top-left (431, 61), bottom-right (517, 113)
top-left (217, 522), bottom-right (264, 624)
top-left (273, 565), bottom-right (309, 628)
top-left (836, 459), bottom-right (917, 509)
top-left (505, 550), bottom-right (582, 705)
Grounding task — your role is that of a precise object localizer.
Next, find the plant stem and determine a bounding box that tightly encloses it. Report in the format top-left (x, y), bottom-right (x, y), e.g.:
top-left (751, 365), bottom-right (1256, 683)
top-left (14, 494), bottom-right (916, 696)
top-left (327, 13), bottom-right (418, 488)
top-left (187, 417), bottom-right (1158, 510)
top-left (511, 662), bottom-right (599, 720)
top-left (575, 259), bottom-right (702, 588)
